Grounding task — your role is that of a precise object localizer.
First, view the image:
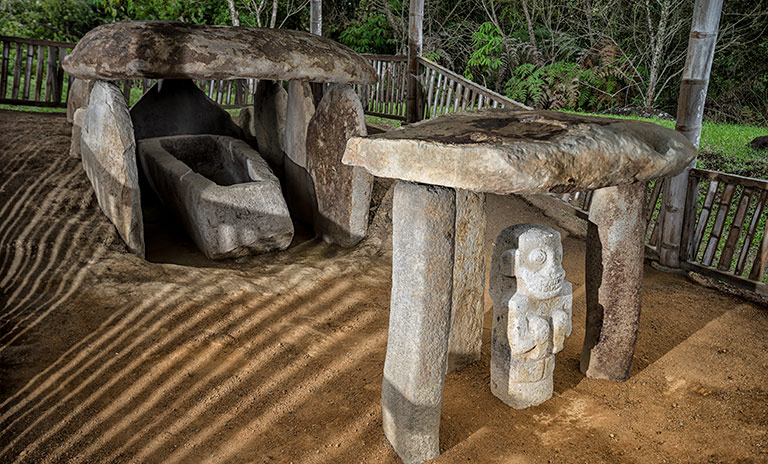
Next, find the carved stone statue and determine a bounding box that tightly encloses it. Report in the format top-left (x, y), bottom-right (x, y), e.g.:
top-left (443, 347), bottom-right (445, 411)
top-left (489, 224), bottom-right (572, 409)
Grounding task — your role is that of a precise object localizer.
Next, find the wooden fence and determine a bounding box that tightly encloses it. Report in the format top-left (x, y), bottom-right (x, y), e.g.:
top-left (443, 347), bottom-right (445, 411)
top-left (357, 54), bottom-right (408, 120)
top-left (417, 57), bottom-right (529, 116)
top-left (558, 170), bottom-right (768, 295)
top-left (112, 78), bottom-right (260, 108)
top-left (0, 35), bottom-right (73, 108)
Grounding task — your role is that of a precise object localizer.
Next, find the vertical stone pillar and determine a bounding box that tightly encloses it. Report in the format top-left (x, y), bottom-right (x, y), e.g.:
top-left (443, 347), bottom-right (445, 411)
top-left (447, 189), bottom-right (486, 373)
top-left (383, 181), bottom-right (455, 464)
top-left (283, 80), bottom-right (318, 226)
top-left (581, 182), bottom-right (645, 381)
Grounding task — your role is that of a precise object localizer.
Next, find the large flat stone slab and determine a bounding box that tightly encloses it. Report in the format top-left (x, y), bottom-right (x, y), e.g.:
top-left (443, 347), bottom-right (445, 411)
top-left (307, 84), bottom-right (372, 247)
top-left (343, 109), bottom-right (697, 194)
top-left (81, 80), bottom-right (144, 257)
top-left (137, 134), bottom-right (293, 259)
top-left (62, 21), bottom-right (377, 84)
top-left (130, 79), bottom-right (241, 141)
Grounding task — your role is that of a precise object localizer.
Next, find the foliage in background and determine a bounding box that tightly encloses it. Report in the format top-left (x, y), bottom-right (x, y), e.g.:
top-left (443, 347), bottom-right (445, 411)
top-left (504, 61), bottom-right (621, 111)
top-left (338, 13), bottom-right (397, 54)
top-left (0, 0), bottom-right (766, 125)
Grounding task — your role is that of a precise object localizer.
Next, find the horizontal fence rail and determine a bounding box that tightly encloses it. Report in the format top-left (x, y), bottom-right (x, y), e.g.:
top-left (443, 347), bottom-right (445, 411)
top-left (0, 35), bottom-right (74, 108)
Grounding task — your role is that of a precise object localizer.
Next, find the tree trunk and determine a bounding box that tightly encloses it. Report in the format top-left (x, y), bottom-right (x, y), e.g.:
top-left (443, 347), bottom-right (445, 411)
top-left (406, 0), bottom-right (425, 123)
top-left (644, 0), bottom-right (672, 108)
top-left (270, 0), bottom-right (278, 28)
top-left (521, 0), bottom-right (540, 63)
top-left (657, 0), bottom-right (723, 268)
top-left (227, 0), bottom-right (240, 26)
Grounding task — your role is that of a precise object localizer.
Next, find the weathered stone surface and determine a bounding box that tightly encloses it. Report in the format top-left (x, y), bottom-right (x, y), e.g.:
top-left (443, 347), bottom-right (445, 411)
top-left (284, 81), bottom-right (315, 168)
top-left (62, 21), bottom-right (377, 84)
top-left (749, 135), bottom-right (768, 151)
top-left (383, 181), bottom-right (455, 464)
top-left (66, 78), bottom-right (93, 123)
top-left (343, 109), bottom-right (697, 195)
top-left (81, 80), bottom-right (144, 257)
top-left (581, 183), bottom-right (645, 381)
top-left (237, 80), bottom-right (288, 172)
top-left (282, 81), bottom-right (318, 226)
top-left (137, 134), bottom-right (293, 260)
top-left (70, 108), bottom-right (85, 158)
top-left (447, 190), bottom-right (487, 373)
top-left (489, 224), bottom-right (572, 409)
top-left (130, 79), bottom-right (241, 141)
top-left (306, 84), bottom-right (372, 247)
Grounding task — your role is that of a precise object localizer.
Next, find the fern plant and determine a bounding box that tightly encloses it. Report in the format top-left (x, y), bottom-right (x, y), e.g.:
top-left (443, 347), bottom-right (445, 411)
top-left (505, 61), bottom-right (623, 112)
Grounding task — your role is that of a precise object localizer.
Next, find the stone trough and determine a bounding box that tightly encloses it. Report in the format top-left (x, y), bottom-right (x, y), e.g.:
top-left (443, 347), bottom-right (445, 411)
top-left (138, 134), bottom-right (293, 259)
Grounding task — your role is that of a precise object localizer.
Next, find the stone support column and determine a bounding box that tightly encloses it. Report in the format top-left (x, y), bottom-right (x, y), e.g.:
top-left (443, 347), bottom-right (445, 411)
top-left (382, 181), bottom-right (455, 464)
top-left (447, 189), bottom-right (486, 373)
top-left (581, 182), bottom-right (645, 381)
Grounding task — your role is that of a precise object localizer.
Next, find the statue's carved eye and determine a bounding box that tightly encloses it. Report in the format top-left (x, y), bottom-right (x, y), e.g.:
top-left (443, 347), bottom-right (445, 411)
top-left (529, 249), bottom-right (547, 266)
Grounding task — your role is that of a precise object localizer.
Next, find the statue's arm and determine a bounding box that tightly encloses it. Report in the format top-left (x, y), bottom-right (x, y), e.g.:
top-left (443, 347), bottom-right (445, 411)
top-left (507, 296), bottom-right (548, 355)
top-left (551, 281), bottom-right (573, 353)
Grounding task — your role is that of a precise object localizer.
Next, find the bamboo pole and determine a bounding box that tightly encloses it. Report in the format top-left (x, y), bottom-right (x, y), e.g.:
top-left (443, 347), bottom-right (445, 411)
top-left (405, 0), bottom-right (424, 123)
top-left (657, 0), bottom-right (723, 268)
top-left (310, 0), bottom-right (322, 35)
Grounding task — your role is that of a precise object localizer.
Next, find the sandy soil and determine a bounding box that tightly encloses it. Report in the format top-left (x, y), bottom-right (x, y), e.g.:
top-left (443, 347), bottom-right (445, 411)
top-left (1, 109), bottom-right (767, 464)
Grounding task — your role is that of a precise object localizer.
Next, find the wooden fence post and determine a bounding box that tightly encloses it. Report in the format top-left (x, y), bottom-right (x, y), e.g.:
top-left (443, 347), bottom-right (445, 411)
top-left (405, 0), bottom-right (424, 124)
top-left (657, 0), bottom-right (723, 268)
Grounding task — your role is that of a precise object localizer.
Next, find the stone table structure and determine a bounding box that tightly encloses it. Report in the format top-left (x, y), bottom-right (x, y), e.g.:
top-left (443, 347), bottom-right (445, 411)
top-left (62, 21), bottom-right (377, 257)
top-left (342, 108), bottom-right (696, 464)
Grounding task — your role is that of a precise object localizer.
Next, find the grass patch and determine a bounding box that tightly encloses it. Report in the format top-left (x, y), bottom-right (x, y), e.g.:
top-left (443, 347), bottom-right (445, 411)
top-left (365, 114), bottom-right (402, 129)
top-left (571, 111), bottom-right (768, 180)
top-left (0, 103), bottom-right (65, 113)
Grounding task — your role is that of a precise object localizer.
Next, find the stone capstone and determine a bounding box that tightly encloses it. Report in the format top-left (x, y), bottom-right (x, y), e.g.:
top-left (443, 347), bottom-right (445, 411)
top-left (137, 134), bottom-right (293, 260)
top-left (62, 21), bottom-right (377, 84)
top-left (81, 80), bottom-right (144, 257)
top-left (130, 79), bottom-right (241, 141)
top-left (66, 78), bottom-right (93, 123)
top-left (237, 80), bottom-right (288, 173)
top-left (489, 224), bottom-right (572, 409)
top-left (306, 84), bottom-right (372, 247)
top-left (343, 109), bottom-right (697, 195)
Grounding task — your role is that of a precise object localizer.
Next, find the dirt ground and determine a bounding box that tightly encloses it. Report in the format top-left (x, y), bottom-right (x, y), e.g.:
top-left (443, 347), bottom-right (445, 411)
top-left (1, 109), bottom-right (767, 464)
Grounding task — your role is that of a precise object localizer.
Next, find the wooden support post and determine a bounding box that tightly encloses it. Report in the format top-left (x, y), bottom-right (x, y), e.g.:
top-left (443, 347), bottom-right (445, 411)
top-left (657, 0), bottom-right (723, 268)
top-left (405, 0), bottom-right (424, 124)
top-left (310, 0), bottom-right (324, 106)
top-left (310, 0), bottom-right (322, 35)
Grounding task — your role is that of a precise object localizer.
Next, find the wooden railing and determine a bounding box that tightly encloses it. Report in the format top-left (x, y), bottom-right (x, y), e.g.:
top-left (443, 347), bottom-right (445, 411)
top-left (556, 169), bottom-right (768, 296)
top-left (680, 169), bottom-right (768, 294)
top-left (0, 35), bottom-right (74, 108)
top-left (113, 78), bottom-right (260, 108)
top-left (417, 57), bottom-right (529, 117)
top-left (357, 54), bottom-right (408, 120)
top-left (354, 55), bottom-right (529, 121)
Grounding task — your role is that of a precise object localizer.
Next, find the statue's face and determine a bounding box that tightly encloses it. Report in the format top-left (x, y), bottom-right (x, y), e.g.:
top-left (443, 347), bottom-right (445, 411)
top-left (515, 229), bottom-right (565, 300)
